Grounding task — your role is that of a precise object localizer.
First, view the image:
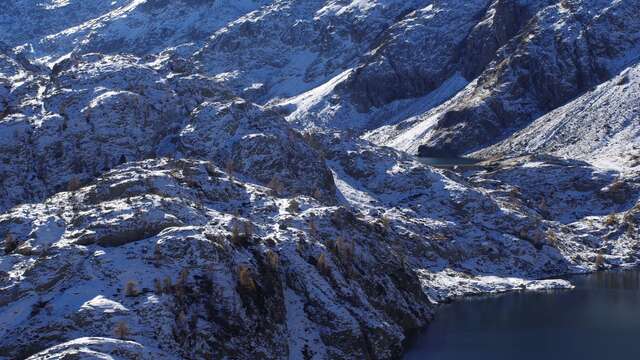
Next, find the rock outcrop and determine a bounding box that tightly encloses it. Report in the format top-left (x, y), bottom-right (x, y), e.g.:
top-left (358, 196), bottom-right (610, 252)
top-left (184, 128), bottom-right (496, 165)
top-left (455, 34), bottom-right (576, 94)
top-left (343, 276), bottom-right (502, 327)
top-left (0, 1), bottom-right (638, 359)
top-left (367, 0), bottom-right (640, 155)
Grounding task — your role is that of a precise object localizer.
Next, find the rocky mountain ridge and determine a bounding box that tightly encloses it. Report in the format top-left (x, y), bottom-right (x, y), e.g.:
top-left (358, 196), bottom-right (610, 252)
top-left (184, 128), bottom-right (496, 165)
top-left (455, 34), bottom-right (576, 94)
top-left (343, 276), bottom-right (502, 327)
top-left (1, 1), bottom-right (638, 359)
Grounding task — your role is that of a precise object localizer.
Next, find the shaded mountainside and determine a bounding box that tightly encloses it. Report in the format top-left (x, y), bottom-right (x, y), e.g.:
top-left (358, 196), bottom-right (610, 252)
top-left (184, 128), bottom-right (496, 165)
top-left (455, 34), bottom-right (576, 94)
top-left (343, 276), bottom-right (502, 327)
top-left (475, 63), bottom-right (640, 170)
top-left (1, 1), bottom-right (639, 359)
top-left (0, 0), bottom-right (269, 59)
top-left (364, 0), bottom-right (640, 155)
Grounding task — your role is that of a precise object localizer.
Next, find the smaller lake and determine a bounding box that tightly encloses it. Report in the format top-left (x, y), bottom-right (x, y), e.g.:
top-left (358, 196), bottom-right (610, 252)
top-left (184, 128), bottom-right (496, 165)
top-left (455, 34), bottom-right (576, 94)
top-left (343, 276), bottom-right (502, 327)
top-left (405, 270), bottom-right (640, 360)
top-left (418, 157), bottom-right (480, 167)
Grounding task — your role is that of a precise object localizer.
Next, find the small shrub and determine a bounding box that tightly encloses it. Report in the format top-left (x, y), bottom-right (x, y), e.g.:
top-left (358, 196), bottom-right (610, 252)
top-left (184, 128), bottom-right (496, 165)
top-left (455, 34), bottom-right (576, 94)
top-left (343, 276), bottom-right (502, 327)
top-left (114, 321), bottom-right (130, 339)
top-left (39, 245), bottom-right (52, 258)
top-left (380, 216), bottom-right (391, 232)
top-left (204, 232), bottom-right (220, 243)
top-left (308, 218), bottom-right (318, 236)
top-left (265, 250), bottom-right (279, 270)
top-left (316, 253), bottom-right (330, 276)
top-left (519, 229), bottom-right (530, 240)
top-left (231, 221), bottom-right (242, 245)
top-left (188, 313), bottom-right (198, 332)
top-left (174, 270), bottom-right (190, 299)
top-left (264, 237), bottom-right (277, 247)
top-left (237, 265), bottom-right (256, 292)
top-left (153, 243), bottom-right (163, 263)
top-left (30, 299), bottom-right (49, 317)
top-left (154, 278), bottom-right (163, 294)
top-left (595, 253), bottom-right (606, 269)
top-left (267, 177), bottom-right (284, 195)
top-left (296, 239), bottom-right (307, 255)
top-left (606, 180), bottom-right (627, 203)
top-left (604, 214), bottom-right (618, 227)
top-left (546, 230), bottom-right (558, 247)
top-left (4, 234), bottom-right (17, 254)
top-left (243, 221), bottom-right (254, 239)
top-left (178, 268), bottom-right (189, 286)
top-left (287, 199), bottom-right (300, 213)
top-left (225, 160), bottom-right (235, 176)
top-left (313, 189), bottom-right (322, 200)
top-left (335, 237), bottom-right (354, 261)
top-left (125, 280), bottom-right (139, 297)
top-left (177, 311), bottom-right (188, 328)
top-left (163, 277), bottom-right (173, 293)
top-left (538, 197), bottom-right (548, 211)
top-left (399, 252), bottom-right (408, 269)
top-left (432, 233), bottom-right (448, 242)
top-left (228, 220), bottom-right (253, 246)
top-left (67, 177), bottom-right (81, 192)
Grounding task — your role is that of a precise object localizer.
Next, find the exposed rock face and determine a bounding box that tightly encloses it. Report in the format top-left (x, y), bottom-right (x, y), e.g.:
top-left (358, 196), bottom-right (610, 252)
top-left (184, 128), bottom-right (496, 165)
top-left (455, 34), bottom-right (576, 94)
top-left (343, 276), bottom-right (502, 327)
top-left (0, 1), bottom-right (269, 58)
top-left (0, 51), bottom-right (336, 211)
top-left (191, 0), bottom-right (462, 105)
top-left (0, 1), bottom-right (639, 359)
top-left (25, 337), bottom-right (161, 360)
top-left (476, 63), bottom-right (640, 169)
top-left (0, 158), bottom-right (433, 359)
top-left (4, 138), bottom-right (636, 359)
top-left (459, 0), bottom-right (539, 80)
top-left (338, 0), bottom-right (491, 111)
top-left (1, 53), bottom-right (182, 210)
top-left (179, 98), bottom-right (337, 202)
top-left (369, 0), bottom-right (640, 155)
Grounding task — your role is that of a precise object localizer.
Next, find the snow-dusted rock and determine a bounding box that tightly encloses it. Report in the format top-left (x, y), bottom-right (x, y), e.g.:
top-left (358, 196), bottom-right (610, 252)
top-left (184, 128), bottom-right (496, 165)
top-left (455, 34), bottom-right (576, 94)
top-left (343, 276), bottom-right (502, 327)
top-left (25, 337), bottom-right (159, 360)
top-left (339, 0), bottom-right (491, 111)
top-left (367, 0), bottom-right (640, 156)
top-left (1, 1), bottom-right (639, 359)
top-left (477, 64), bottom-right (640, 170)
top-left (0, 158), bottom-right (434, 359)
top-left (179, 97), bottom-right (337, 202)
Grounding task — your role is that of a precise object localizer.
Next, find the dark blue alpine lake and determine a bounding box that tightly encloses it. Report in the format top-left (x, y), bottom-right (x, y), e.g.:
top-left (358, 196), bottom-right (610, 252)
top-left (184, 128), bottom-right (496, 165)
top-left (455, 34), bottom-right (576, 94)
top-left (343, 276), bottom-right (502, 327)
top-left (405, 270), bottom-right (640, 360)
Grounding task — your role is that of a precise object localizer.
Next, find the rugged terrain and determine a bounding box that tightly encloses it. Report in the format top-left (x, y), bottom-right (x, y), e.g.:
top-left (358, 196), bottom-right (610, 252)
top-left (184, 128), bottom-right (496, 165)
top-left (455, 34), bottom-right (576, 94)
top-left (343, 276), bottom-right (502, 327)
top-left (0, 1), bottom-right (638, 359)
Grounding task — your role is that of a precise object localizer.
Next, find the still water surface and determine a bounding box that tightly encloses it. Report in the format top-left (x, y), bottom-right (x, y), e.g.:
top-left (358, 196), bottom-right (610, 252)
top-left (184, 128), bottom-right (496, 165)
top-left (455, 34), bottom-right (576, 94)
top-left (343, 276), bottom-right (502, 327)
top-left (405, 270), bottom-right (640, 360)
top-left (417, 157), bottom-right (480, 167)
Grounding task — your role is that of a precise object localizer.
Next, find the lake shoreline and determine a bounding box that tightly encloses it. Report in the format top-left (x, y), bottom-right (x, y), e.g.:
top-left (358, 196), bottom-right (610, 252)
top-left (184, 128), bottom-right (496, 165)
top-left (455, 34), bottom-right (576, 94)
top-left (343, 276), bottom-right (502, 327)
top-left (402, 266), bottom-right (640, 359)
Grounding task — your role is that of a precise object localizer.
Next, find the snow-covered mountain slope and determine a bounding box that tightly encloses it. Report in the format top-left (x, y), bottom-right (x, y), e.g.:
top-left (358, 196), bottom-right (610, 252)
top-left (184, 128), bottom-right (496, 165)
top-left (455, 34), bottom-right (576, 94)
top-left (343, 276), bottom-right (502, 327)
top-left (0, 51), bottom-right (336, 212)
top-left (6, 0), bottom-right (638, 146)
top-left (278, 0), bottom-right (516, 130)
top-left (1, 49), bottom-right (636, 357)
top-left (193, 0), bottom-right (446, 102)
top-left (0, 0), bottom-right (269, 61)
top-left (475, 64), bottom-right (640, 170)
top-left (365, 0), bottom-right (640, 156)
top-left (1, 1), bottom-right (639, 359)
top-left (2, 135), bottom-right (637, 359)
top-left (278, 0), bottom-right (488, 130)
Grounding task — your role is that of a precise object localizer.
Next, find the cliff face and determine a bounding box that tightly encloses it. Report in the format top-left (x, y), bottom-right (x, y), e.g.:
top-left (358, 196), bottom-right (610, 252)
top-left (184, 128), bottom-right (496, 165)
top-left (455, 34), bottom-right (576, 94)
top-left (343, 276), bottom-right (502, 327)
top-left (364, 0), bottom-right (640, 155)
top-left (0, 1), bottom-right (639, 359)
top-left (476, 63), bottom-right (640, 169)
